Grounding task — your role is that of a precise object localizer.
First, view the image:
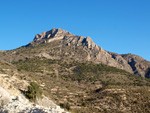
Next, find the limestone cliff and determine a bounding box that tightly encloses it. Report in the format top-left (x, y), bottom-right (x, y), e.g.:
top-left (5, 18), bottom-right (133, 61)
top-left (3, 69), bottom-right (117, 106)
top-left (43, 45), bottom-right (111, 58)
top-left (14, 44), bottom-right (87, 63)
top-left (121, 54), bottom-right (150, 77)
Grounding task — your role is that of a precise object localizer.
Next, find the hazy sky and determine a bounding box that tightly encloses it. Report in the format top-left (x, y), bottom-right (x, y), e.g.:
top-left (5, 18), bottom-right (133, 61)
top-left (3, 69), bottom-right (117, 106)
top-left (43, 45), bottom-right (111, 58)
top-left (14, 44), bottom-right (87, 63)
top-left (0, 0), bottom-right (150, 61)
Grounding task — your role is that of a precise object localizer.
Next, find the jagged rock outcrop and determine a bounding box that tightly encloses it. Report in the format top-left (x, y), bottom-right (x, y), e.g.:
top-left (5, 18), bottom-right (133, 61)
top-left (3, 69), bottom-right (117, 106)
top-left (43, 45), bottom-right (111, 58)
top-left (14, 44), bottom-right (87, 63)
top-left (28, 28), bottom-right (73, 47)
top-left (121, 54), bottom-right (150, 77)
top-left (109, 52), bottom-right (133, 73)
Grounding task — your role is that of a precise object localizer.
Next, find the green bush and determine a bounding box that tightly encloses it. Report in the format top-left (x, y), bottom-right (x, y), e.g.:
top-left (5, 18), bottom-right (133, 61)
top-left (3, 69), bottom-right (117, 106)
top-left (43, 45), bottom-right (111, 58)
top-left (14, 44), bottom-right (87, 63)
top-left (25, 82), bottom-right (42, 102)
top-left (82, 101), bottom-right (87, 107)
top-left (60, 103), bottom-right (71, 111)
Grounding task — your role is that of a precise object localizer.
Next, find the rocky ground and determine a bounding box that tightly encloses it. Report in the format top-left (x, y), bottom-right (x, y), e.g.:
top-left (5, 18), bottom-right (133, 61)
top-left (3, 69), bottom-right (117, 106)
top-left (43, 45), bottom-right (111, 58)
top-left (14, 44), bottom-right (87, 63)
top-left (0, 74), bottom-right (69, 113)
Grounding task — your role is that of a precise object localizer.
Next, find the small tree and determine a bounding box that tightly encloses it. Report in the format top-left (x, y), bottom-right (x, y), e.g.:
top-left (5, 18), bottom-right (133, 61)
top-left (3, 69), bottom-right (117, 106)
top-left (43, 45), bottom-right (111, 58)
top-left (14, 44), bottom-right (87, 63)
top-left (25, 82), bottom-right (42, 102)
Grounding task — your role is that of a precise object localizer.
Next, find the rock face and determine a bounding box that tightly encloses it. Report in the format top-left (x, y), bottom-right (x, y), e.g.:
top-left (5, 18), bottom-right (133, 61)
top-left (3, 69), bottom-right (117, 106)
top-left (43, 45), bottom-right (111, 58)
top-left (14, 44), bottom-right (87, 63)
top-left (145, 68), bottom-right (150, 78)
top-left (109, 52), bottom-right (133, 73)
top-left (121, 54), bottom-right (150, 77)
top-left (28, 28), bottom-right (73, 46)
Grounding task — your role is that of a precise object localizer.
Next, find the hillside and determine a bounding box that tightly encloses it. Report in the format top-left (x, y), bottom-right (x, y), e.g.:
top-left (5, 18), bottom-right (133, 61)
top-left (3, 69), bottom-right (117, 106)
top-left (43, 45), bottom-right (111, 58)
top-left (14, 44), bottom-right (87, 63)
top-left (0, 74), bottom-right (69, 112)
top-left (0, 28), bottom-right (150, 113)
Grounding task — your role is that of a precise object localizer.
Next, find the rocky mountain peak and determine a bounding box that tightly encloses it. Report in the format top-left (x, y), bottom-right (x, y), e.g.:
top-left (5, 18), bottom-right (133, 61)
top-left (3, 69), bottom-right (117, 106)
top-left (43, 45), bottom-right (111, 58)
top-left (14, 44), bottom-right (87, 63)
top-left (23, 28), bottom-right (133, 73)
top-left (23, 28), bottom-right (150, 77)
top-left (35, 28), bottom-right (71, 39)
top-left (83, 36), bottom-right (99, 50)
top-left (27, 28), bottom-right (100, 50)
top-left (86, 36), bottom-right (92, 41)
top-left (27, 28), bottom-right (73, 46)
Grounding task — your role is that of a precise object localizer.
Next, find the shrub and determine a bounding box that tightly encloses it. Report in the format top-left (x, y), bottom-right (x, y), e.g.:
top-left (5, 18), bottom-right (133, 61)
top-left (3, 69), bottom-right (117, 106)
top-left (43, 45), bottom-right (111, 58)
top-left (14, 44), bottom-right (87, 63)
top-left (60, 103), bottom-right (71, 111)
top-left (25, 82), bottom-right (42, 102)
top-left (82, 101), bottom-right (87, 107)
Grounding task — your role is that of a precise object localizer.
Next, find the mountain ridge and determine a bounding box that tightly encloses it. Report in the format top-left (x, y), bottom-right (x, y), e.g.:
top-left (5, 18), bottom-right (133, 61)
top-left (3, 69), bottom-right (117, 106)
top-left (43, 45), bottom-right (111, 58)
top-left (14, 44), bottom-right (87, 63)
top-left (24, 28), bottom-right (150, 77)
top-left (0, 28), bottom-right (150, 77)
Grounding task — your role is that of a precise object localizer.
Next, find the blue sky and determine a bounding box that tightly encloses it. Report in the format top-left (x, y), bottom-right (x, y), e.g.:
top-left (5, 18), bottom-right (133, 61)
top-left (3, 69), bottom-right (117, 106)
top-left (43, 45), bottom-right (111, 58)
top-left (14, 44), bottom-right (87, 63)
top-left (0, 0), bottom-right (150, 61)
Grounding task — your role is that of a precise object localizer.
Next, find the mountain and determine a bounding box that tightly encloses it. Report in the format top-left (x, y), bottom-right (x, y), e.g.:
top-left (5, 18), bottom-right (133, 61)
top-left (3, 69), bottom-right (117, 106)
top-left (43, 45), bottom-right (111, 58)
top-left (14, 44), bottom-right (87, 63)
top-left (25, 28), bottom-right (149, 77)
top-left (1, 28), bottom-right (150, 113)
top-left (27, 28), bottom-right (132, 71)
top-left (1, 28), bottom-right (149, 78)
